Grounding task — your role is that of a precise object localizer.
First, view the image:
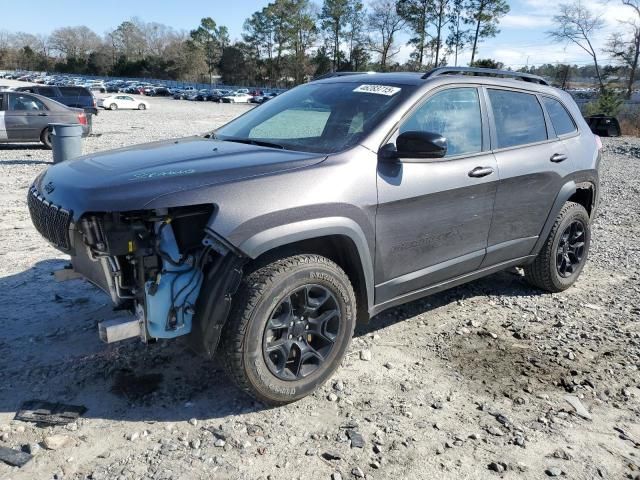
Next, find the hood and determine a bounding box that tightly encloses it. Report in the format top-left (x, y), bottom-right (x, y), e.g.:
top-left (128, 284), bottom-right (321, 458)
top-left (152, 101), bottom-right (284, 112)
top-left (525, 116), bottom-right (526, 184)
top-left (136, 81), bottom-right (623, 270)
top-left (35, 136), bottom-right (325, 219)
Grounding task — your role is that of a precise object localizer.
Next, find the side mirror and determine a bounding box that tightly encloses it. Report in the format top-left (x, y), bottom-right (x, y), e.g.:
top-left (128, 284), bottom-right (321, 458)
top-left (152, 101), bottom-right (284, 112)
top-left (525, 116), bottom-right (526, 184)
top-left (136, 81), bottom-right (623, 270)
top-left (385, 131), bottom-right (447, 160)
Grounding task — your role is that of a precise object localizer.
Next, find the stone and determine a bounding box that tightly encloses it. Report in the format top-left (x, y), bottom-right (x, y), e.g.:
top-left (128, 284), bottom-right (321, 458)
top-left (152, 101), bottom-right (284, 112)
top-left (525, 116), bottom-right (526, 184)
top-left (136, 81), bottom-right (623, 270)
top-left (322, 451), bottom-right (342, 461)
top-left (546, 466), bottom-right (563, 477)
top-left (190, 438), bottom-right (201, 449)
top-left (214, 439), bottom-right (226, 448)
top-left (43, 435), bottom-right (72, 450)
top-left (352, 466), bottom-right (365, 478)
top-left (305, 448), bottom-right (316, 456)
top-left (189, 418), bottom-right (198, 426)
top-left (331, 473), bottom-right (343, 480)
top-left (327, 393), bottom-right (338, 402)
top-left (487, 426), bottom-right (504, 436)
top-left (564, 395), bottom-right (592, 420)
top-left (334, 380), bottom-right (345, 391)
top-left (127, 431), bottom-right (140, 441)
top-left (360, 349), bottom-right (372, 361)
top-left (488, 462), bottom-right (507, 473)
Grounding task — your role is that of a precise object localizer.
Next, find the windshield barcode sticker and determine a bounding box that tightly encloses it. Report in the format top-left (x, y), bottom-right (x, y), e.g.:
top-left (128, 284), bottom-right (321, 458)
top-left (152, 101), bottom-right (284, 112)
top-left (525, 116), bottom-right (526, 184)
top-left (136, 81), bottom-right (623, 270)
top-left (353, 84), bottom-right (401, 96)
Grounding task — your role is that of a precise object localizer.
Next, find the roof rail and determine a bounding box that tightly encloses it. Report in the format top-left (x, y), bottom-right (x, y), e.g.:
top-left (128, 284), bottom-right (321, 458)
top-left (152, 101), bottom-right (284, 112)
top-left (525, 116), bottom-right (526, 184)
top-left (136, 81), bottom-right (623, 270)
top-left (313, 71), bottom-right (376, 80)
top-left (422, 67), bottom-right (549, 86)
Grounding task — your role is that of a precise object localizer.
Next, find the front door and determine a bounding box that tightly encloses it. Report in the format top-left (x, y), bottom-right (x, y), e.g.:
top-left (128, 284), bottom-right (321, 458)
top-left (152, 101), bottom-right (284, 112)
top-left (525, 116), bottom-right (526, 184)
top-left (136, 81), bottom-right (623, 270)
top-left (375, 86), bottom-right (498, 305)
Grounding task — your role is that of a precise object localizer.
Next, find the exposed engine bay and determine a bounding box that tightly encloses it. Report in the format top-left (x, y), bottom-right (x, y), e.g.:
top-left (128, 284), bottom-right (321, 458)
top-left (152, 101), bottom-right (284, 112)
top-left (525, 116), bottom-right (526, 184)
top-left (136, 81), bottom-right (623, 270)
top-left (67, 204), bottom-right (244, 350)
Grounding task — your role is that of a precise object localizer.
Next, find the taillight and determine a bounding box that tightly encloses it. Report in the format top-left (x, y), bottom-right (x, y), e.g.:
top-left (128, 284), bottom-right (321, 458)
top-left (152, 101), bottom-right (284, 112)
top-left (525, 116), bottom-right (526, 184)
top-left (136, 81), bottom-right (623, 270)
top-left (594, 134), bottom-right (602, 150)
top-left (78, 113), bottom-right (87, 126)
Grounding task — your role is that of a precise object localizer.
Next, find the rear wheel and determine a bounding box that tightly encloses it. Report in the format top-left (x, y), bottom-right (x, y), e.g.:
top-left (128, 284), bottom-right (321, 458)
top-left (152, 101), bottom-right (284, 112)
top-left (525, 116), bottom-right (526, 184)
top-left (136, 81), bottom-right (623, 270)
top-left (109, 103), bottom-right (117, 110)
top-left (218, 254), bottom-right (356, 405)
top-left (40, 128), bottom-right (52, 149)
top-left (524, 201), bottom-right (591, 292)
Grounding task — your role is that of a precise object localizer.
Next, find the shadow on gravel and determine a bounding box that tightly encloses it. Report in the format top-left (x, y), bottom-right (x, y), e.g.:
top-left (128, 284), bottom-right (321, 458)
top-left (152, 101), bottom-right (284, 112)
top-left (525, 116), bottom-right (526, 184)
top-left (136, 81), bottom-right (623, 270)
top-left (0, 159), bottom-right (50, 165)
top-left (0, 144), bottom-right (48, 150)
top-left (358, 269), bottom-right (542, 336)
top-left (0, 260), bottom-right (542, 423)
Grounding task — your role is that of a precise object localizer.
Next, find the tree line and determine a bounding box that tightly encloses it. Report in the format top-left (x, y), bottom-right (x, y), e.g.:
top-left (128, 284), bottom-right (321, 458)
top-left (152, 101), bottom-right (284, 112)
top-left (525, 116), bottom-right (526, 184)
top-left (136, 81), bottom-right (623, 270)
top-left (0, 0), bottom-right (510, 87)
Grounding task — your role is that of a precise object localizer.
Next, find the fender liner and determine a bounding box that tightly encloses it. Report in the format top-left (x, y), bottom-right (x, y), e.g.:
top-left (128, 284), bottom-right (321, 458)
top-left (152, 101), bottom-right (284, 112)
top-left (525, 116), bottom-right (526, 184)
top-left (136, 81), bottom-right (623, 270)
top-left (530, 180), bottom-right (576, 256)
top-left (236, 217), bottom-right (375, 314)
top-left (188, 253), bottom-right (247, 357)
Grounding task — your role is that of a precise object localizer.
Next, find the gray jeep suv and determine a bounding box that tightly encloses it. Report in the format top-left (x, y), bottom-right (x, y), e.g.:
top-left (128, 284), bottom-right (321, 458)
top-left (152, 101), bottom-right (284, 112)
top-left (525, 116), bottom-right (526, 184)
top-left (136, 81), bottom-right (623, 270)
top-left (28, 67), bottom-right (601, 405)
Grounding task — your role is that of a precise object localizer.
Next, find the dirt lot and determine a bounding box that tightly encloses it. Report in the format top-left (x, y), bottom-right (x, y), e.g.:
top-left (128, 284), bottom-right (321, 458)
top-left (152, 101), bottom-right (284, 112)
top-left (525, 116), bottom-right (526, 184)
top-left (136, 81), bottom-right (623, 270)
top-left (0, 80), bottom-right (639, 480)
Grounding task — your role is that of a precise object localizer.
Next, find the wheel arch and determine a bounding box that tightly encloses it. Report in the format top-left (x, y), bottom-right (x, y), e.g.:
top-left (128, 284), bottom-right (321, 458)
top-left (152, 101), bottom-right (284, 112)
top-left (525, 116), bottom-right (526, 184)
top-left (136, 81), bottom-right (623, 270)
top-left (236, 217), bottom-right (374, 322)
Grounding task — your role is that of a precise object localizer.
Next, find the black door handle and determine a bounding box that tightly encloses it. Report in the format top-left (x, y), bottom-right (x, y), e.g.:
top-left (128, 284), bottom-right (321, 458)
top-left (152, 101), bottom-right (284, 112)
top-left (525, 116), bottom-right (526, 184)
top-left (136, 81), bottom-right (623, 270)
top-left (468, 166), bottom-right (495, 178)
top-left (550, 153), bottom-right (568, 162)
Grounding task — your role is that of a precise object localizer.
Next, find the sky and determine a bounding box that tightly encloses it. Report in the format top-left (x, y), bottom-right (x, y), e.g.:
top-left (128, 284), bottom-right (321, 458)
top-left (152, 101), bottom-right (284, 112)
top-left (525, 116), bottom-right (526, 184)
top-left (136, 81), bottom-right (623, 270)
top-left (0, 0), bottom-right (635, 68)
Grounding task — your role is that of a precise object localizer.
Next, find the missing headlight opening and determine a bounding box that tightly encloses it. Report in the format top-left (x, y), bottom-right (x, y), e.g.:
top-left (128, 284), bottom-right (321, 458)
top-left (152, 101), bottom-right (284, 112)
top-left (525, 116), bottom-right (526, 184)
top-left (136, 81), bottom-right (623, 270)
top-left (73, 205), bottom-right (225, 343)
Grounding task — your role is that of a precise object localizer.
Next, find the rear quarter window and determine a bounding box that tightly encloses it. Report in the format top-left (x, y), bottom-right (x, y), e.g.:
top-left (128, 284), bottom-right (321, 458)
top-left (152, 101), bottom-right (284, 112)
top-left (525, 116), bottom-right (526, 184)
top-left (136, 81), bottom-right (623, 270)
top-left (488, 89), bottom-right (547, 149)
top-left (543, 97), bottom-right (577, 136)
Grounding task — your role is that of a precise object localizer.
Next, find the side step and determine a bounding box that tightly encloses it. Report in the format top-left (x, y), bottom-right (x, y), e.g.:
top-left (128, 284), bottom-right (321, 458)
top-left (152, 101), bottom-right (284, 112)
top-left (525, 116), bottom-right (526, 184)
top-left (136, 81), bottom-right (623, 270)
top-left (98, 316), bottom-right (143, 343)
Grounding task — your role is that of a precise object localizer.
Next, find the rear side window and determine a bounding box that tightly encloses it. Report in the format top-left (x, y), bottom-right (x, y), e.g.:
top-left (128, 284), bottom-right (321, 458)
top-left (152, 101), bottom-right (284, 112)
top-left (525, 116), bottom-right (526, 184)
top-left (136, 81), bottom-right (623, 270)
top-left (9, 94), bottom-right (47, 111)
top-left (35, 87), bottom-right (56, 97)
top-left (543, 97), bottom-right (577, 136)
top-left (60, 87), bottom-right (90, 97)
top-left (488, 89), bottom-right (547, 149)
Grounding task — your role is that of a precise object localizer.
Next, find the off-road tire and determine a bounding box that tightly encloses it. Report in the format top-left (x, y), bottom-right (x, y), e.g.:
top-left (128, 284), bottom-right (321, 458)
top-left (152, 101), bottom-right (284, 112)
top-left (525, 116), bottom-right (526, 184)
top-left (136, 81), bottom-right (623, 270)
top-left (524, 201), bottom-right (591, 292)
top-left (218, 254), bottom-right (357, 405)
top-left (109, 103), bottom-right (117, 110)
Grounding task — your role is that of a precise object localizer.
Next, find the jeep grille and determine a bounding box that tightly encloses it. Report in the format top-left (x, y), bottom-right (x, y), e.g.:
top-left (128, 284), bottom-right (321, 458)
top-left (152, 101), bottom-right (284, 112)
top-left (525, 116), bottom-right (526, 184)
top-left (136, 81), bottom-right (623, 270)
top-left (27, 187), bottom-right (72, 250)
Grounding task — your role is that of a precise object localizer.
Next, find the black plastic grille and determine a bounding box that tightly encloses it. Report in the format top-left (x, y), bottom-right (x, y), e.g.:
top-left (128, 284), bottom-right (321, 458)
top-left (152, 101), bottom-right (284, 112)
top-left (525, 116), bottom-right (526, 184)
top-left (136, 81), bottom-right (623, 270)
top-left (27, 187), bottom-right (72, 250)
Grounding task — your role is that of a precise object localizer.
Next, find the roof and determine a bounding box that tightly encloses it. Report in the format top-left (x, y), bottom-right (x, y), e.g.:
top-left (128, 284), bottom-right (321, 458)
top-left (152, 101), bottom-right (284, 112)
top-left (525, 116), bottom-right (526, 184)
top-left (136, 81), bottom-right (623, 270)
top-left (312, 67), bottom-right (550, 90)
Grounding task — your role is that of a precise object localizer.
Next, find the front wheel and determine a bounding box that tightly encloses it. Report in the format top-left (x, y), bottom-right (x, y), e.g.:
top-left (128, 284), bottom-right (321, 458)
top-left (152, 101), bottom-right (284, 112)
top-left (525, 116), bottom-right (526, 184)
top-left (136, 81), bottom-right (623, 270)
top-left (524, 201), bottom-right (591, 292)
top-left (218, 254), bottom-right (357, 405)
top-left (138, 103), bottom-right (146, 110)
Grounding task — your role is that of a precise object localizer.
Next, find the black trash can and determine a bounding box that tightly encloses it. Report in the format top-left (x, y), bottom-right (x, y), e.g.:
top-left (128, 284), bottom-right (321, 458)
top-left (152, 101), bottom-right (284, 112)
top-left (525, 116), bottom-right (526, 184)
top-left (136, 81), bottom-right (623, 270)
top-left (585, 115), bottom-right (622, 137)
top-left (49, 123), bottom-right (84, 164)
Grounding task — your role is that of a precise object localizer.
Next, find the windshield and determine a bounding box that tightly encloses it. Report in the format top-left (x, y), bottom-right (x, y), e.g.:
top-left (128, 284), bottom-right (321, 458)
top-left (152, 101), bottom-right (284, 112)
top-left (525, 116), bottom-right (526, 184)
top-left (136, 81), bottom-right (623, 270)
top-left (215, 82), bottom-right (414, 154)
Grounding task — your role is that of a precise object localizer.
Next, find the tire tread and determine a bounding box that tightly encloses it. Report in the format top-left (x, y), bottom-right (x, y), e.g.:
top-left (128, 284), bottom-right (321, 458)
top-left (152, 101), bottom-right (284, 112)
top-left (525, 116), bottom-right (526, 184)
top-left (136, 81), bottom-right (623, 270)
top-left (218, 254), bottom-right (356, 404)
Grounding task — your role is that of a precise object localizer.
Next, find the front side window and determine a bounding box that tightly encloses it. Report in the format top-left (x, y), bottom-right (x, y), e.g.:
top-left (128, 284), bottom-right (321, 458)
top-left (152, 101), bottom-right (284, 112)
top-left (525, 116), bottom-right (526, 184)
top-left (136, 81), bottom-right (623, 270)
top-left (399, 87), bottom-right (483, 157)
top-left (9, 94), bottom-right (47, 111)
top-left (543, 97), bottom-right (577, 136)
top-left (488, 89), bottom-right (547, 149)
top-left (216, 82), bottom-right (414, 154)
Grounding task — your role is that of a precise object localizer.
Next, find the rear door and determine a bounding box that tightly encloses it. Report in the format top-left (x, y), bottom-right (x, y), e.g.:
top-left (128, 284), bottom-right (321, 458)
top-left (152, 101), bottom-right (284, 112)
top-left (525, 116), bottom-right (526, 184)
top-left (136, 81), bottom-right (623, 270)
top-left (482, 87), bottom-right (575, 266)
top-left (5, 93), bottom-right (50, 141)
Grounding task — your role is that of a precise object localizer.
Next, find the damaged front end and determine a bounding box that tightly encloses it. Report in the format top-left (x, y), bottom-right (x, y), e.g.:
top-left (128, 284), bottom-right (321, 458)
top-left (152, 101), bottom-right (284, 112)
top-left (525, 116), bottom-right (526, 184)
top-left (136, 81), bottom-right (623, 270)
top-left (28, 188), bottom-right (244, 355)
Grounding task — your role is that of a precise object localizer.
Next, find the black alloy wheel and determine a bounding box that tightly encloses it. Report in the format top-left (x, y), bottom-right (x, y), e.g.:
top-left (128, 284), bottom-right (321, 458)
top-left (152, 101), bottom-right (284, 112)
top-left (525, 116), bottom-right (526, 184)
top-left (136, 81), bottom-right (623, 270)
top-left (263, 284), bottom-right (340, 381)
top-left (556, 219), bottom-right (586, 278)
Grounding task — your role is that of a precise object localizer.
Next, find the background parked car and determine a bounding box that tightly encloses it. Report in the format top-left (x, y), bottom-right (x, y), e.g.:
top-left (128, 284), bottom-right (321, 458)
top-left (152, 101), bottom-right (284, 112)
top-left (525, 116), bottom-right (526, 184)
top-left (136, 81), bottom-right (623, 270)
top-left (221, 92), bottom-right (253, 103)
top-left (13, 85), bottom-right (98, 116)
top-left (0, 91), bottom-right (89, 148)
top-left (148, 87), bottom-right (171, 97)
top-left (98, 95), bottom-right (149, 110)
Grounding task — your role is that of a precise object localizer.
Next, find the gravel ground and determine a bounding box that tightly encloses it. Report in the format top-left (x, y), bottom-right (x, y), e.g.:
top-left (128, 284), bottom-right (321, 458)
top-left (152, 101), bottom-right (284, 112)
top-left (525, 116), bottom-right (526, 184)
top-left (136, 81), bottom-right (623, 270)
top-left (0, 79), bottom-right (639, 480)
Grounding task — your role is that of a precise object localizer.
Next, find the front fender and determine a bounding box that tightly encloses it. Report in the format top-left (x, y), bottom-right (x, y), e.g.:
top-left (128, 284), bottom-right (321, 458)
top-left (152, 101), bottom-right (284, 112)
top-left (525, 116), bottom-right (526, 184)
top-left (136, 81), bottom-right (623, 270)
top-left (233, 216), bottom-right (375, 314)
